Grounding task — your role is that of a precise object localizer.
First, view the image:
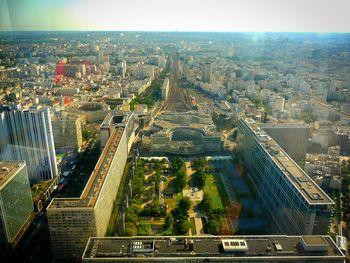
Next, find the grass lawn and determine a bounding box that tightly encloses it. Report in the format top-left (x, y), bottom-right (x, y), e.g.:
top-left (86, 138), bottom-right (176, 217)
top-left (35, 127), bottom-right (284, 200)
top-left (213, 173), bottom-right (231, 206)
top-left (204, 174), bottom-right (223, 209)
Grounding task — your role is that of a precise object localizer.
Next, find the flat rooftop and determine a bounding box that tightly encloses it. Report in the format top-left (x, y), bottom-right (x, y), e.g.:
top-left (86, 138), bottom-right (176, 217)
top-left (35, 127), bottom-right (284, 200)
top-left (154, 112), bottom-right (217, 131)
top-left (82, 235), bottom-right (344, 261)
top-left (0, 161), bottom-right (25, 188)
top-left (241, 118), bottom-right (333, 205)
top-left (100, 112), bottom-right (130, 128)
top-left (48, 127), bottom-right (125, 209)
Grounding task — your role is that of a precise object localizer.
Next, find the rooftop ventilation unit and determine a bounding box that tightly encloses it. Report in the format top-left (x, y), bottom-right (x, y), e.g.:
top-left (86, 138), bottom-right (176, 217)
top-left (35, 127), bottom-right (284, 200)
top-left (222, 239), bottom-right (248, 252)
top-left (273, 241), bottom-right (283, 251)
top-left (301, 237), bottom-right (329, 252)
top-left (131, 240), bottom-right (155, 253)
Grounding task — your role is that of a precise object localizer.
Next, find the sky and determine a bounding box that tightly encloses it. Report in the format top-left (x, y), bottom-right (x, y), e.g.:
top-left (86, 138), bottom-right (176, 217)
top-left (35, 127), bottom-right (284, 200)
top-left (0, 0), bottom-right (350, 32)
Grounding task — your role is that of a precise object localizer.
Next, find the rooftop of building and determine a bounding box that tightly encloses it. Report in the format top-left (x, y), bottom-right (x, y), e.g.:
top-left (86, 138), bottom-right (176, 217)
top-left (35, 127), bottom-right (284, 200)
top-left (240, 118), bottom-right (334, 205)
top-left (82, 235), bottom-right (344, 261)
top-left (154, 112), bottom-right (217, 131)
top-left (0, 161), bottom-right (25, 188)
top-left (100, 111), bottom-right (132, 128)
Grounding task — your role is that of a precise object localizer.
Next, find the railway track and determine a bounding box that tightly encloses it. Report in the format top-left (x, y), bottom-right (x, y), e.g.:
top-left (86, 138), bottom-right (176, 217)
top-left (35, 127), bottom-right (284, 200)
top-left (163, 59), bottom-right (192, 112)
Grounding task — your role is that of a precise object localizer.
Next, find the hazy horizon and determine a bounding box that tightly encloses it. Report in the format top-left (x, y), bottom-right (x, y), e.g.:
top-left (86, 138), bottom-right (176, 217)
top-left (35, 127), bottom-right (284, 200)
top-left (1, 0), bottom-right (350, 32)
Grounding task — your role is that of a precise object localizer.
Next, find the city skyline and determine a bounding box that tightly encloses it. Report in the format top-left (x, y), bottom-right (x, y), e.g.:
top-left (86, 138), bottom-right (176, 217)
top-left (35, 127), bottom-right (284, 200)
top-left (1, 0), bottom-right (350, 32)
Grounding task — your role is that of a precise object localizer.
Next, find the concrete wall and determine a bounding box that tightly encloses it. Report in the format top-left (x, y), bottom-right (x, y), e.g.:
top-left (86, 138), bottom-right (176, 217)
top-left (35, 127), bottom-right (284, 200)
top-left (94, 130), bottom-right (128, 237)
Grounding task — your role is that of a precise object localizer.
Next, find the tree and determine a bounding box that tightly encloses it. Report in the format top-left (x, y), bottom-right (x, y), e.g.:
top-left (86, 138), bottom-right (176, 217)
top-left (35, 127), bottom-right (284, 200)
top-left (192, 170), bottom-right (206, 189)
top-left (138, 221), bottom-right (152, 236)
top-left (154, 169), bottom-right (161, 196)
top-left (191, 157), bottom-right (207, 171)
top-left (208, 219), bottom-right (221, 234)
top-left (174, 215), bottom-right (190, 235)
top-left (174, 168), bottom-right (186, 193)
top-left (178, 197), bottom-right (191, 212)
top-left (125, 222), bottom-right (137, 236)
top-left (171, 156), bottom-right (184, 173)
top-left (125, 209), bottom-right (137, 223)
top-left (132, 176), bottom-right (144, 197)
top-left (163, 213), bottom-right (174, 232)
top-left (125, 203), bottom-right (141, 224)
top-left (200, 193), bottom-right (213, 212)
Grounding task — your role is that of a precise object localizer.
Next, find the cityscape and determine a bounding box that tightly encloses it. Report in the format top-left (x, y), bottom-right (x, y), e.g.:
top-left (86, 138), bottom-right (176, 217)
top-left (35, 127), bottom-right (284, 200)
top-left (1, 1), bottom-right (350, 263)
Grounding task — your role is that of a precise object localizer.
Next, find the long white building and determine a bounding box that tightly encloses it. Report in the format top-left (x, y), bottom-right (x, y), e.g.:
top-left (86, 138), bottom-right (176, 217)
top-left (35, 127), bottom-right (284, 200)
top-left (47, 112), bottom-right (136, 260)
top-left (0, 108), bottom-right (57, 182)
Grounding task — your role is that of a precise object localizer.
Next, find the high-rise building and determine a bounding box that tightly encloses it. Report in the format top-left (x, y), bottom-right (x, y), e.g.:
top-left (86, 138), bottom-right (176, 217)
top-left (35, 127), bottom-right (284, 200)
top-left (82, 235), bottom-right (345, 262)
top-left (0, 108), bottom-right (58, 182)
top-left (202, 62), bottom-right (212, 83)
top-left (119, 60), bottom-right (127, 78)
top-left (0, 161), bottom-right (34, 248)
top-left (262, 123), bottom-right (311, 162)
top-left (51, 112), bottom-right (83, 150)
top-left (162, 78), bottom-right (170, 100)
top-left (98, 49), bottom-right (104, 64)
top-left (238, 118), bottom-right (334, 235)
top-left (272, 96), bottom-right (285, 112)
top-left (47, 113), bottom-right (136, 259)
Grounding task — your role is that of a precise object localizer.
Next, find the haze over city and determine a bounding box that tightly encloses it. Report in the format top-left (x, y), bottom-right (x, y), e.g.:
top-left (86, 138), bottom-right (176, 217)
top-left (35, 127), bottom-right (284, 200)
top-left (1, 0), bottom-right (350, 32)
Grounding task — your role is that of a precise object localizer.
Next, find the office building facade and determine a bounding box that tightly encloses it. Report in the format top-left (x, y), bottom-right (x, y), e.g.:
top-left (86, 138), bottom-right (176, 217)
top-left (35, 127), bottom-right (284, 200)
top-left (0, 108), bottom-right (58, 182)
top-left (238, 118), bottom-right (333, 235)
top-left (0, 161), bottom-right (34, 247)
